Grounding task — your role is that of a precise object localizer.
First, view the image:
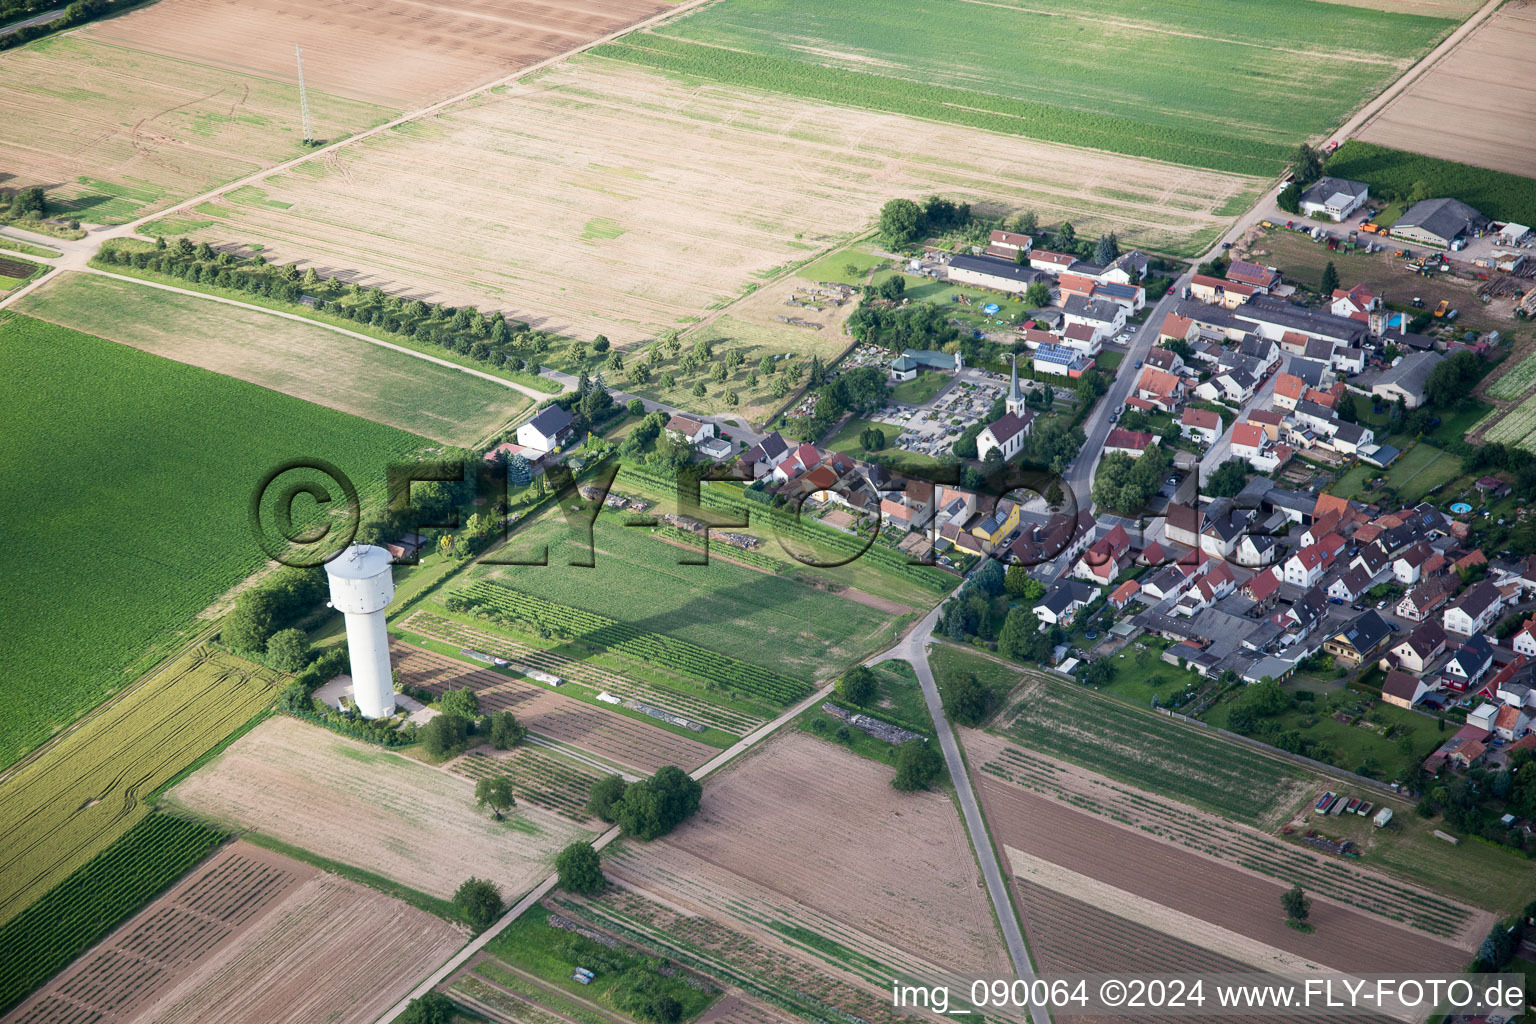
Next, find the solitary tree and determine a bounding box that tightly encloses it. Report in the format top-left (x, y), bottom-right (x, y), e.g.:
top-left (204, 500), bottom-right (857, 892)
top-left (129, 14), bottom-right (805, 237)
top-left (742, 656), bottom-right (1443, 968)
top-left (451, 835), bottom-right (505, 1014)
top-left (947, 673), bottom-right (992, 727)
top-left (1319, 261), bottom-right (1340, 297)
top-left (453, 877), bottom-right (504, 930)
top-left (877, 198), bottom-right (923, 248)
top-left (1023, 282), bottom-right (1052, 308)
top-left (1281, 885), bottom-right (1311, 927)
top-left (555, 841), bottom-right (606, 894)
top-left (838, 665), bottom-right (878, 706)
top-left (438, 687), bottom-right (479, 719)
top-left (475, 775), bottom-right (516, 819)
top-left (1292, 143), bottom-right (1323, 184)
top-left (892, 739), bottom-right (943, 792)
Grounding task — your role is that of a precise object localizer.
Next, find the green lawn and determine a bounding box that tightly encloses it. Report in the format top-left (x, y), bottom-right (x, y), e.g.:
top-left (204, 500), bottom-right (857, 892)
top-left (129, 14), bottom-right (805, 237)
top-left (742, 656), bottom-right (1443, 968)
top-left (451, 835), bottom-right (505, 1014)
top-left (796, 245), bottom-right (887, 285)
top-left (930, 644), bottom-right (1025, 723)
top-left (1093, 638), bottom-right (1204, 706)
top-left (0, 255), bottom-right (41, 293)
top-left (598, 0), bottom-right (1456, 175)
top-left (890, 371), bottom-right (949, 406)
top-left (868, 659), bottom-right (932, 733)
top-left (0, 313), bottom-right (430, 768)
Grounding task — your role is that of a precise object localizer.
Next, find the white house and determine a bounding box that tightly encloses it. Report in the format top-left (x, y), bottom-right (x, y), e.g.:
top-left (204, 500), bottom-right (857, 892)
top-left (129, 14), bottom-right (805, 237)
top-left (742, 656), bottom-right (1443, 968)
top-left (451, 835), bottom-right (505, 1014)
top-left (1443, 580), bottom-right (1504, 637)
top-left (1062, 295), bottom-right (1127, 337)
top-left (1034, 581), bottom-right (1096, 625)
top-left (1180, 407), bottom-right (1221, 446)
top-left (1298, 177), bottom-right (1369, 221)
top-left (665, 414), bottom-right (716, 445)
top-left (516, 404), bottom-right (576, 454)
top-left (1283, 538), bottom-right (1341, 589)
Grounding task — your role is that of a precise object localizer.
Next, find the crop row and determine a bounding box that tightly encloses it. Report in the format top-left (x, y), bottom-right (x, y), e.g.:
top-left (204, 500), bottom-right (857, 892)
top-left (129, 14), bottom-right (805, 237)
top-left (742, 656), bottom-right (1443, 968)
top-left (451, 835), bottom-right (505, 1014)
top-left (459, 581), bottom-right (810, 706)
top-left (591, 36), bottom-right (1290, 176)
top-left (616, 466), bottom-right (950, 593)
top-left (1486, 352), bottom-right (1536, 401)
top-left (0, 814), bottom-right (225, 1014)
top-left (406, 612), bottom-right (764, 733)
top-left (451, 748), bottom-right (602, 823)
top-left (1481, 392), bottom-right (1536, 451)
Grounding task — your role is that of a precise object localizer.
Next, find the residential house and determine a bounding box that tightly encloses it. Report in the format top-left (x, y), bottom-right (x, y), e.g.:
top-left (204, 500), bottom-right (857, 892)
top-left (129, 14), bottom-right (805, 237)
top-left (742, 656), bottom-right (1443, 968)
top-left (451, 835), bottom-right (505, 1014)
top-left (1061, 322), bottom-right (1104, 354)
top-left (1033, 343), bottom-right (1094, 377)
top-left (1382, 670), bottom-right (1432, 710)
top-left (1326, 565), bottom-right (1375, 604)
top-left (1443, 580), bottom-right (1504, 637)
top-left (1242, 567), bottom-right (1283, 609)
top-left (1180, 407), bottom-right (1222, 446)
top-left (516, 404), bottom-right (576, 454)
top-left (1511, 615), bottom-right (1536, 657)
top-left (1440, 634), bottom-right (1494, 692)
top-left (1074, 523), bottom-right (1133, 585)
top-left (1394, 542), bottom-right (1435, 585)
top-left (1332, 347), bottom-right (1366, 375)
top-left (1236, 532), bottom-right (1282, 570)
top-left (1145, 346), bottom-right (1184, 374)
top-left (986, 229), bottom-right (1032, 259)
top-left (1100, 251), bottom-right (1149, 285)
top-left (970, 498), bottom-right (1021, 548)
top-left (1134, 367), bottom-right (1186, 412)
top-left (665, 414), bottom-right (716, 445)
top-left (1092, 280), bottom-right (1145, 313)
top-left (741, 431), bottom-right (793, 478)
top-left (1225, 261), bottom-right (1280, 292)
top-left (1035, 581), bottom-right (1097, 625)
top-left (1331, 284), bottom-right (1380, 320)
top-left (1062, 294), bottom-right (1127, 337)
top-left (1283, 535), bottom-right (1344, 588)
top-left (1190, 274), bottom-right (1255, 309)
top-left (1493, 704), bottom-right (1532, 742)
top-left (1273, 374), bottom-right (1306, 411)
top-left (1298, 177), bottom-right (1369, 221)
top-left (1028, 250), bottom-right (1078, 276)
top-left (1104, 428), bottom-right (1155, 458)
top-left (1389, 622), bottom-right (1446, 674)
top-left (1108, 579), bottom-right (1141, 610)
top-left (1239, 336), bottom-right (1281, 376)
top-left (1323, 610), bottom-right (1393, 668)
top-left (1397, 576), bottom-right (1455, 622)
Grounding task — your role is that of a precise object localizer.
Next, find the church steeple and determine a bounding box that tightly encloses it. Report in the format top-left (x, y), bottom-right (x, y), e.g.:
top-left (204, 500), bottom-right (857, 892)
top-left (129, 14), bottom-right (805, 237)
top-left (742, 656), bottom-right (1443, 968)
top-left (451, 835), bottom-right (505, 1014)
top-left (1007, 353), bottom-right (1025, 415)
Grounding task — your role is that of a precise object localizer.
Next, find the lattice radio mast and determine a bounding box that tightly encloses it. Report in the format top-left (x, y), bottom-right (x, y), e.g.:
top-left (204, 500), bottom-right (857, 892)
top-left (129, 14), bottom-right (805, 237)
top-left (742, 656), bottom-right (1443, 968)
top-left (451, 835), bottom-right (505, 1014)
top-left (296, 45), bottom-right (314, 145)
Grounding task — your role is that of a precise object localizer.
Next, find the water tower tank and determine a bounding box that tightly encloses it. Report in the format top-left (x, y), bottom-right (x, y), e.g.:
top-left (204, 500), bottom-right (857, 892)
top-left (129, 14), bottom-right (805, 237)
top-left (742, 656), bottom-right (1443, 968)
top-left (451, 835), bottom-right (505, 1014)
top-left (324, 544), bottom-right (396, 718)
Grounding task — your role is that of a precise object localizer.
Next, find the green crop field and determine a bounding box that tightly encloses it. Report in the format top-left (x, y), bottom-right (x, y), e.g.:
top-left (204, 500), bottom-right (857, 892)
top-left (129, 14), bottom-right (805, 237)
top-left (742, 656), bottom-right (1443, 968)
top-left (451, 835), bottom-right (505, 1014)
top-left (1488, 351), bottom-right (1536, 401)
top-left (0, 313), bottom-right (430, 767)
top-left (15, 274), bottom-right (531, 446)
top-left (0, 644), bottom-right (281, 930)
top-left (0, 814), bottom-right (226, 1015)
top-left (599, 0), bottom-right (1456, 175)
top-left (464, 510), bottom-right (905, 682)
top-left (996, 672), bottom-right (1312, 825)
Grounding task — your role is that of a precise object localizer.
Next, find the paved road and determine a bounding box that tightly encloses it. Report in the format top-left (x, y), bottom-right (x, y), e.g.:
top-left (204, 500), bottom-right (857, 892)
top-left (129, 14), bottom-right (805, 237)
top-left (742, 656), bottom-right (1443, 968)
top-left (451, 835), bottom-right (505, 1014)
top-left (869, 597), bottom-right (1051, 1024)
top-left (0, 5), bottom-right (66, 35)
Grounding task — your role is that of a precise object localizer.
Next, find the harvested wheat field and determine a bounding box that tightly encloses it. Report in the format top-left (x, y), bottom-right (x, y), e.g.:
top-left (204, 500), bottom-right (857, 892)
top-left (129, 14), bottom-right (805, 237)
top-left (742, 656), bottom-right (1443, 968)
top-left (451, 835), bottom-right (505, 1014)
top-left (173, 56), bottom-right (1264, 344)
top-left (0, 35), bottom-right (394, 223)
top-left (608, 731), bottom-right (1009, 985)
top-left (166, 715), bottom-right (587, 901)
top-left (973, 774), bottom-right (1470, 979)
top-left (1359, 2), bottom-right (1536, 178)
top-left (79, 0), bottom-right (674, 108)
top-left (6, 841), bottom-right (464, 1024)
top-left (392, 642), bottom-right (718, 774)
top-left (15, 273), bottom-right (528, 446)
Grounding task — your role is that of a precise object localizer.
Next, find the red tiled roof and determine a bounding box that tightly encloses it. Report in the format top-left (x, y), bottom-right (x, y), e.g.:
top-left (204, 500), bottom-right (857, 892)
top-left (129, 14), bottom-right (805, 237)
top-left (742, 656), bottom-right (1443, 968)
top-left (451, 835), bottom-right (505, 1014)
top-left (1181, 407), bottom-right (1220, 429)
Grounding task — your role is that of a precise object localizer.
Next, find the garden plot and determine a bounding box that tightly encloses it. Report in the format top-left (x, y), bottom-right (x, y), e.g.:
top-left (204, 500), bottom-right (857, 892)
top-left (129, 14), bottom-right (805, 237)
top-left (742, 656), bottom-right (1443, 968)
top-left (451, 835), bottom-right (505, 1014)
top-left (166, 715), bottom-right (588, 901)
top-left (975, 775), bottom-right (1470, 976)
top-left (78, 0), bottom-right (673, 108)
top-left (969, 732), bottom-right (1489, 945)
top-left (1480, 392), bottom-right (1536, 451)
top-left (0, 35), bottom-right (394, 223)
top-left (174, 57), bottom-right (1264, 344)
top-left (390, 642), bottom-right (719, 772)
top-left (1359, 2), bottom-right (1536, 179)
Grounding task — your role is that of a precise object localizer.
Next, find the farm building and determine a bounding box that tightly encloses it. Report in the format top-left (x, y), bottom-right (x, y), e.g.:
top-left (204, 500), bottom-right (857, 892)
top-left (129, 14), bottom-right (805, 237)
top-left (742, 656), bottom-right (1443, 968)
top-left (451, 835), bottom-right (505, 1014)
top-left (1390, 198), bottom-right (1489, 249)
top-left (946, 253), bottom-right (1041, 294)
top-left (1498, 223), bottom-right (1532, 246)
top-left (1298, 177), bottom-right (1369, 221)
top-left (1368, 350), bottom-right (1445, 409)
top-left (891, 348), bottom-right (962, 381)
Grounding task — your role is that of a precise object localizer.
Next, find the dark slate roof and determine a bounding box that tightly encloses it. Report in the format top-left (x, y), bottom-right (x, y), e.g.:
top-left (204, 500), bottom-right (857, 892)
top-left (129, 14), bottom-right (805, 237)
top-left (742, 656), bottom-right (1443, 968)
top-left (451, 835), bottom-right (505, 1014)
top-left (1235, 297), bottom-right (1368, 345)
top-left (1335, 609), bottom-right (1392, 654)
top-left (527, 403), bottom-right (574, 436)
top-left (1395, 197), bottom-right (1488, 242)
top-left (1299, 177), bottom-right (1369, 206)
top-left (949, 253), bottom-right (1040, 284)
top-left (1287, 357), bottom-right (1329, 387)
top-left (1062, 294), bottom-right (1122, 322)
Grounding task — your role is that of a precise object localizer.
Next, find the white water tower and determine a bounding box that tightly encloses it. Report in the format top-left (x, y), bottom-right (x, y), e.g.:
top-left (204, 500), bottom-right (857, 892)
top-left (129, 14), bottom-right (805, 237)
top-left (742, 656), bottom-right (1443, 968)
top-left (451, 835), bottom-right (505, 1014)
top-left (325, 543), bottom-right (396, 718)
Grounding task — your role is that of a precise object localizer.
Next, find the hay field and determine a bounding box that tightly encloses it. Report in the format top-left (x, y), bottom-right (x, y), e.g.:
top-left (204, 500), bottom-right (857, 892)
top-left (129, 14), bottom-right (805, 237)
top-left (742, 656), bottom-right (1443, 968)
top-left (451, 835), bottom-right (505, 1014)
top-left (0, 35), bottom-right (394, 224)
top-left (15, 273), bottom-right (529, 445)
top-left (605, 732), bottom-right (1010, 986)
top-left (78, 0), bottom-right (675, 108)
top-left (1358, 1), bottom-right (1536, 178)
top-left (167, 716), bottom-right (588, 900)
top-left (170, 57), bottom-right (1265, 345)
top-left (9, 843), bottom-right (465, 1024)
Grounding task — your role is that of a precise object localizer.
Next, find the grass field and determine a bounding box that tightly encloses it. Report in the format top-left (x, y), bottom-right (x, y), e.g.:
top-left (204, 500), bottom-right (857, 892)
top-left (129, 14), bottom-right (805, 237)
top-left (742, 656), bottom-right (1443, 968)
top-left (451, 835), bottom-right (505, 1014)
top-left (0, 814), bottom-right (226, 1016)
top-left (468, 510), bottom-right (907, 681)
top-left (995, 672), bottom-right (1313, 826)
top-left (796, 246), bottom-right (886, 286)
top-left (15, 273), bottom-right (531, 445)
top-left (599, 0), bottom-right (1456, 175)
top-left (0, 34), bottom-right (395, 223)
top-left (0, 644), bottom-right (281, 929)
top-left (0, 313), bottom-right (429, 766)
